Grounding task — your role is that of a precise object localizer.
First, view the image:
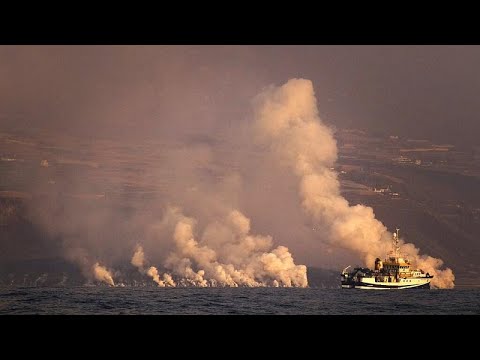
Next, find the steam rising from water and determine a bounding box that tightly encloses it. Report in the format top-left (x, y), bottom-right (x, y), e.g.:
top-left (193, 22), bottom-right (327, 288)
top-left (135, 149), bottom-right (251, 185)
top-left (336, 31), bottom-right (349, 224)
top-left (23, 76), bottom-right (455, 290)
top-left (130, 208), bottom-right (308, 287)
top-left (131, 245), bottom-right (145, 269)
top-left (92, 262), bottom-right (114, 286)
top-left (131, 245), bottom-right (176, 287)
top-left (253, 78), bottom-right (455, 289)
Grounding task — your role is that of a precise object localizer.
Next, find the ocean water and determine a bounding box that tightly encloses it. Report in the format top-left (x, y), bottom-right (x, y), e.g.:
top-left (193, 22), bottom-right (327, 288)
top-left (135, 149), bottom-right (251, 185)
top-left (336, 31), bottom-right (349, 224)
top-left (1, 287), bottom-right (479, 315)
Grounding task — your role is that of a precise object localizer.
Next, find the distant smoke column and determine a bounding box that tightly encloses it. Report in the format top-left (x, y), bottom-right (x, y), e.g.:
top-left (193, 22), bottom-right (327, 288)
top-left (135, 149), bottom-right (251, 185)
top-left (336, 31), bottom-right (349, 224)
top-left (131, 244), bottom-right (146, 270)
top-left (162, 273), bottom-right (176, 287)
top-left (131, 244), bottom-right (176, 287)
top-left (253, 78), bottom-right (454, 289)
top-left (146, 266), bottom-right (166, 287)
top-left (92, 262), bottom-right (115, 286)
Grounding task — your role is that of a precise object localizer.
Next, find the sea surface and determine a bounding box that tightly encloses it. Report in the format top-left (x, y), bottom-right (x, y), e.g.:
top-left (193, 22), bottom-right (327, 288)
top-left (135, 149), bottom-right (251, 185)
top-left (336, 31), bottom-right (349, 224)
top-left (1, 287), bottom-right (479, 315)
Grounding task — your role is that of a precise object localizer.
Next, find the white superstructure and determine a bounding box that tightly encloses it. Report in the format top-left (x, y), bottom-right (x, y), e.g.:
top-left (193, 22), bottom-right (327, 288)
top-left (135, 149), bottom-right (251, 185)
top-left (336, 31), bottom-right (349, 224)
top-left (341, 229), bottom-right (433, 290)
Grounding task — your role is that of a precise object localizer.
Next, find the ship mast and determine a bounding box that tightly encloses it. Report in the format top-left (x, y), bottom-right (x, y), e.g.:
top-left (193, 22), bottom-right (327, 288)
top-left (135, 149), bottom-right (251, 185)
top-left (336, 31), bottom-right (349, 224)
top-left (392, 228), bottom-right (400, 258)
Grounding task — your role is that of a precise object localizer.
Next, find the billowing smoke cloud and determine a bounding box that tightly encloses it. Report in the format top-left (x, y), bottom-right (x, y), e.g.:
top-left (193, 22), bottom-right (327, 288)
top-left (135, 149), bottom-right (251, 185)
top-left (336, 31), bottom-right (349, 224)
top-left (64, 247), bottom-right (117, 286)
top-left (160, 206), bottom-right (307, 287)
top-left (131, 245), bottom-right (145, 269)
top-left (129, 210), bottom-right (307, 288)
top-left (145, 266), bottom-right (162, 286)
top-left (399, 242), bottom-right (455, 289)
top-left (253, 78), bottom-right (455, 289)
top-left (131, 244), bottom-right (176, 287)
top-left (3, 61), bottom-right (457, 290)
top-left (92, 262), bottom-right (115, 286)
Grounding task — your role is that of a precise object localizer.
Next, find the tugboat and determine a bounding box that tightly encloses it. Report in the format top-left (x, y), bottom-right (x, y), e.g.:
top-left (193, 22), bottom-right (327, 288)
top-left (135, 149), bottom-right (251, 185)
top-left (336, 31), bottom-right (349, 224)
top-left (341, 228), bottom-right (433, 289)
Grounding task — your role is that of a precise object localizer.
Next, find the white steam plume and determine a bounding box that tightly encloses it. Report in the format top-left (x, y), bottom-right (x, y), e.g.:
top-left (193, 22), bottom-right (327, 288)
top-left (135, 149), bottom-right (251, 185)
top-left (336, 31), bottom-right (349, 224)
top-left (131, 244), bottom-right (176, 287)
top-left (65, 247), bottom-right (118, 286)
top-left (146, 266), bottom-right (164, 287)
top-left (253, 78), bottom-right (455, 289)
top-left (131, 244), bottom-right (145, 269)
top-left (92, 262), bottom-right (115, 286)
top-left (162, 206), bottom-right (308, 287)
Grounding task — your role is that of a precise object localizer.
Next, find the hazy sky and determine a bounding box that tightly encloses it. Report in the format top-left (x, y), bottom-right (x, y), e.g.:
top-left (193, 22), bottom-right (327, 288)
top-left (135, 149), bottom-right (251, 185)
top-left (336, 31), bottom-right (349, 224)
top-left (0, 46), bottom-right (469, 287)
top-left (1, 45), bottom-right (479, 146)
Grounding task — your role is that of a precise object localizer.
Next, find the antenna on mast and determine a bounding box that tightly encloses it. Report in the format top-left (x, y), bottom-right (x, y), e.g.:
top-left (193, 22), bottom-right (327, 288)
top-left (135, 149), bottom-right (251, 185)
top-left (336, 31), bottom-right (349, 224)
top-left (392, 228), bottom-right (400, 258)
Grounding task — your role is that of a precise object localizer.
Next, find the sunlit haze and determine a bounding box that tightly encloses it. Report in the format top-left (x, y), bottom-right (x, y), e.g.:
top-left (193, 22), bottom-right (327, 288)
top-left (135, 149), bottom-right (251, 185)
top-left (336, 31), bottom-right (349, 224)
top-left (1, 46), bottom-right (479, 291)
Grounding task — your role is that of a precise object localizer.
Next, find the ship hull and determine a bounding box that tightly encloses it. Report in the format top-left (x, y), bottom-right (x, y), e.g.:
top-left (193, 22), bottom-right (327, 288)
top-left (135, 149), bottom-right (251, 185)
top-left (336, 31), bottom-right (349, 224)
top-left (341, 280), bottom-right (431, 290)
top-left (341, 228), bottom-right (434, 290)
